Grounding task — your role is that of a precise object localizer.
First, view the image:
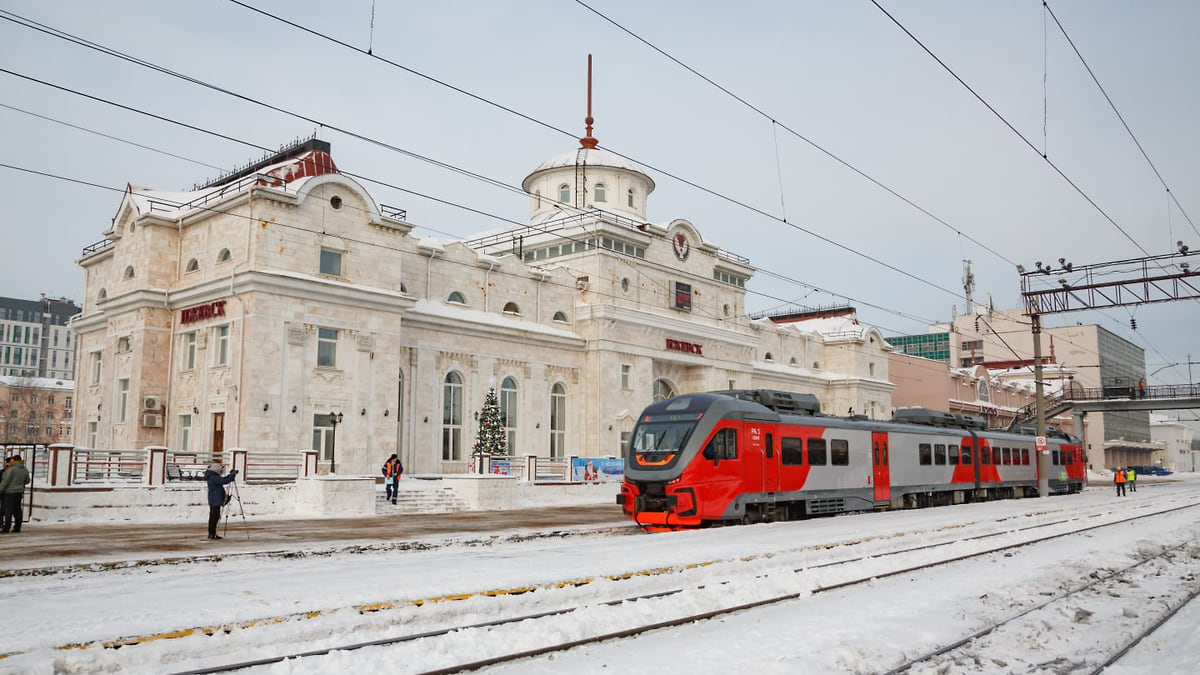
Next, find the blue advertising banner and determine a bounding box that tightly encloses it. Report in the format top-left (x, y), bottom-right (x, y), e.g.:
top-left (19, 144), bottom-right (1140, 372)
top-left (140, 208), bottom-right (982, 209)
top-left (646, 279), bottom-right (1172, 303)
top-left (489, 460), bottom-right (513, 476)
top-left (571, 457), bottom-right (624, 482)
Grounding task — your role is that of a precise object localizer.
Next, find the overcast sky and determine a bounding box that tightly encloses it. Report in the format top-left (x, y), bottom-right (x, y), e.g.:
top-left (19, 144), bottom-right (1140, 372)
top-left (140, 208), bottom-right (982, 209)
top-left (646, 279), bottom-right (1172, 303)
top-left (2, 1), bottom-right (1197, 395)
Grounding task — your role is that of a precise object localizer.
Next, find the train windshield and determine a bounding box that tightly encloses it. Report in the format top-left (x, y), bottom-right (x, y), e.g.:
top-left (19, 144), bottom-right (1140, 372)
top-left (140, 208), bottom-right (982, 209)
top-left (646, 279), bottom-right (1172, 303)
top-left (631, 416), bottom-right (699, 460)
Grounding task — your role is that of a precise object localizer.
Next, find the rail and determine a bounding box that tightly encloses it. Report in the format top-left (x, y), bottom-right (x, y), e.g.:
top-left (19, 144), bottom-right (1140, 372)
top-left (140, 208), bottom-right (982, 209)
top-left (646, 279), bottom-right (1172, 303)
top-left (1064, 383), bottom-right (1200, 401)
top-left (80, 239), bottom-right (114, 257)
top-left (380, 204), bottom-right (407, 220)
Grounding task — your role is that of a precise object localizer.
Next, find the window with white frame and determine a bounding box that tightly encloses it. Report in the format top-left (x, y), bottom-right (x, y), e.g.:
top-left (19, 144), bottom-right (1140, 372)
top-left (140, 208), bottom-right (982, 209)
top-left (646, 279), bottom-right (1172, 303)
top-left (500, 376), bottom-right (518, 453)
top-left (91, 351), bottom-right (102, 384)
top-left (549, 382), bottom-right (567, 458)
top-left (182, 332), bottom-right (196, 370)
top-left (653, 378), bottom-right (678, 402)
top-left (179, 413), bottom-right (192, 451)
top-left (117, 378), bottom-right (129, 423)
top-left (442, 371), bottom-right (463, 461)
top-left (621, 364), bottom-right (631, 390)
top-left (312, 414), bottom-right (334, 463)
top-left (317, 327), bottom-right (338, 368)
top-left (594, 183), bottom-right (606, 202)
top-left (214, 325), bottom-right (229, 366)
top-left (558, 184), bottom-right (570, 203)
top-left (87, 421), bottom-right (98, 448)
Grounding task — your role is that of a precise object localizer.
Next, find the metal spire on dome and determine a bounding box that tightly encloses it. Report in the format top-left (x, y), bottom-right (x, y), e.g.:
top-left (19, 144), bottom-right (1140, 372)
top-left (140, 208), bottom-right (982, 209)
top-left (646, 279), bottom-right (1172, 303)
top-left (580, 54), bottom-right (598, 149)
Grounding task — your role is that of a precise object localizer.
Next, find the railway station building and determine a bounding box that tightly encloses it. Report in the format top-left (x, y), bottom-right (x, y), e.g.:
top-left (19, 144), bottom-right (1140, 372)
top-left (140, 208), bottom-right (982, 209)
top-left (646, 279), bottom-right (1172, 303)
top-left (69, 133), bottom-right (895, 475)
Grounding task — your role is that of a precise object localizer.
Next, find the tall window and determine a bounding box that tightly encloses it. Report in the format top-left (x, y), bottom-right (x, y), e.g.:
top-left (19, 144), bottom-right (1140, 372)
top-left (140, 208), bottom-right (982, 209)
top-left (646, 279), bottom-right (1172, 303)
top-left (91, 351), bottom-right (102, 384)
top-left (558, 184), bottom-right (570, 203)
top-left (87, 421), bottom-right (98, 448)
top-left (442, 372), bottom-right (463, 461)
top-left (214, 325), bottom-right (229, 366)
top-left (317, 327), bottom-right (338, 367)
top-left (182, 332), bottom-right (196, 370)
top-left (320, 249), bottom-right (342, 276)
top-left (500, 376), bottom-right (518, 453)
top-left (179, 414), bottom-right (192, 451)
top-left (627, 188), bottom-right (635, 207)
top-left (549, 382), bottom-right (566, 458)
top-left (117, 378), bottom-right (129, 423)
top-left (594, 183), bottom-right (606, 202)
top-left (977, 379), bottom-right (990, 402)
top-left (621, 364), bottom-right (631, 390)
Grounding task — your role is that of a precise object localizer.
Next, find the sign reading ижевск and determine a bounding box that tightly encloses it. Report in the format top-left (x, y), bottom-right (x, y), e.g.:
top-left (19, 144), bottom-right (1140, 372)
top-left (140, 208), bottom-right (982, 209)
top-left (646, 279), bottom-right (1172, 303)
top-left (180, 300), bottom-right (227, 325)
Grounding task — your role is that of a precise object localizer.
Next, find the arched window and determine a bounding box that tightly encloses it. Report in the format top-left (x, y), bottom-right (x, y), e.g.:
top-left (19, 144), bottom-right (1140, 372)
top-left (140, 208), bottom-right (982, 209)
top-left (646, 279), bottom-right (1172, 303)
top-left (124, 266), bottom-right (135, 279)
top-left (790, 357), bottom-right (799, 366)
top-left (97, 288), bottom-right (107, 302)
top-left (552, 311), bottom-right (568, 323)
top-left (558, 184), bottom-right (570, 204)
top-left (764, 352), bottom-right (774, 362)
top-left (185, 258), bottom-right (199, 273)
top-left (217, 248), bottom-right (232, 263)
top-left (442, 372), bottom-right (463, 461)
top-left (627, 188), bottom-right (635, 207)
top-left (594, 183), bottom-right (606, 202)
top-left (653, 379), bottom-right (678, 402)
top-left (977, 379), bottom-right (990, 402)
top-left (502, 302), bottom-right (520, 315)
top-left (549, 382), bottom-right (566, 458)
top-left (500, 376), bottom-right (518, 453)
top-left (447, 291), bottom-right (466, 304)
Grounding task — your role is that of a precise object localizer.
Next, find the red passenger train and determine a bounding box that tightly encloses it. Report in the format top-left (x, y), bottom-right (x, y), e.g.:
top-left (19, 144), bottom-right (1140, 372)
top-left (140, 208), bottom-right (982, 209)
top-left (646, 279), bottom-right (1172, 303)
top-left (617, 390), bottom-right (1086, 531)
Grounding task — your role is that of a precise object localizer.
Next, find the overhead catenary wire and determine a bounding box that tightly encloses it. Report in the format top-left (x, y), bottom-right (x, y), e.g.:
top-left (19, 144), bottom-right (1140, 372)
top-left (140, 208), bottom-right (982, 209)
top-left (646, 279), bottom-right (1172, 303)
top-left (867, 0), bottom-right (1150, 257)
top-left (1043, 0), bottom-right (1198, 239)
top-left (0, 7), bottom-right (967, 309)
top-left (0, 5), bottom-right (1180, 367)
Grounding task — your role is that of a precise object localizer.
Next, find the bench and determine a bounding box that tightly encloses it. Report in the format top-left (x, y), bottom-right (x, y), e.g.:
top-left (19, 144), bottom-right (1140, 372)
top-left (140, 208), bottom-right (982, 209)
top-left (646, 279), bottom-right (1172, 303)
top-left (166, 464), bottom-right (203, 481)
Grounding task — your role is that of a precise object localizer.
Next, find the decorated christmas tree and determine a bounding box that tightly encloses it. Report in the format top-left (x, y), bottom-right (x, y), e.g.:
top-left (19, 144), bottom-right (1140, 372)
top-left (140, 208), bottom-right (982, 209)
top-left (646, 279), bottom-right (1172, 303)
top-left (472, 386), bottom-right (508, 456)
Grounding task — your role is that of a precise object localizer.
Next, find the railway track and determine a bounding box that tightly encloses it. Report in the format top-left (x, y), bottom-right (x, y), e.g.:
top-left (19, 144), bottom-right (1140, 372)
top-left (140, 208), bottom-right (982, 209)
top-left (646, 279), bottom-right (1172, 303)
top-left (138, 495), bottom-right (1200, 674)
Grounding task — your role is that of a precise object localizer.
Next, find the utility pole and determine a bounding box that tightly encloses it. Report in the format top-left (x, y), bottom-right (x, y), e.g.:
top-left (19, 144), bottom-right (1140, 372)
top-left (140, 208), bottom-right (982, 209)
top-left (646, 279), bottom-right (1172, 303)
top-left (1032, 313), bottom-right (1049, 498)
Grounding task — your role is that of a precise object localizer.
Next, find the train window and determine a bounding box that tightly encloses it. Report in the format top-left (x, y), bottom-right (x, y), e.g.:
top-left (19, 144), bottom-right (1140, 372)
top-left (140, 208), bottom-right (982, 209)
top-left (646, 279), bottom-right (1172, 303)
top-left (1052, 450), bottom-right (1061, 465)
top-left (765, 433), bottom-right (774, 459)
top-left (981, 447), bottom-right (992, 465)
top-left (781, 437), bottom-right (803, 465)
top-left (1002, 448), bottom-right (1011, 465)
top-left (830, 439), bottom-right (849, 466)
top-left (918, 443), bottom-right (932, 465)
top-left (934, 444), bottom-right (947, 465)
top-left (704, 428), bottom-right (738, 460)
top-left (949, 444), bottom-right (959, 465)
top-left (808, 438), bottom-right (827, 465)
top-left (962, 445), bottom-right (973, 464)
top-left (1022, 448), bottom-right (1030, 465)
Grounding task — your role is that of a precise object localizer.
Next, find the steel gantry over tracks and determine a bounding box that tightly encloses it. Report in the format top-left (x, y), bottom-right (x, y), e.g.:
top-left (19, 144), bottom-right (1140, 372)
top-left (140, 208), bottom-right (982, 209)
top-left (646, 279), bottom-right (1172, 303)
top-left (1019, 247), bottom-right (1199, 496)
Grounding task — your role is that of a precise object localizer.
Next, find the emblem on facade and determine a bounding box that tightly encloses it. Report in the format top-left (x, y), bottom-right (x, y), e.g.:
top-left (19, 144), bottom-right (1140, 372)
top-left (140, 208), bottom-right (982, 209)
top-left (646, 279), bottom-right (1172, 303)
top-left (673, 232), bottom-right (690, 261)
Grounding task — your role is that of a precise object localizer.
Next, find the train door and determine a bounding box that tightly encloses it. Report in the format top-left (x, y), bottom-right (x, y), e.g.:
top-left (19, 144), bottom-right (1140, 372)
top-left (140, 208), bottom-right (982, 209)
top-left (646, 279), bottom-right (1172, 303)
top-left (762, 431), bottom-right (778, 493)
top-left (872, 431), bottom-right (890, 502)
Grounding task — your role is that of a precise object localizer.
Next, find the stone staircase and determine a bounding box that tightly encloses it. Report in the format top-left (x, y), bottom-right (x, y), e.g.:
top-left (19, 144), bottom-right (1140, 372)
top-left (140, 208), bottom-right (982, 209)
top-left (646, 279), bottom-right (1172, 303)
top-left (375, 480), bottom-right (470, 514)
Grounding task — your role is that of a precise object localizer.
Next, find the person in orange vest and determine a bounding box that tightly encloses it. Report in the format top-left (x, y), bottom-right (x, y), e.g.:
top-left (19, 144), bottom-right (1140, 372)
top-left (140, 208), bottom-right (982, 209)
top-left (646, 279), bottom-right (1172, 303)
top-left (1114, 467), bottom-right (1126, 496)
top-left (381, 454), bottom-right (404, 505)
top-left (1126, 467), bottom-right (1136, 493)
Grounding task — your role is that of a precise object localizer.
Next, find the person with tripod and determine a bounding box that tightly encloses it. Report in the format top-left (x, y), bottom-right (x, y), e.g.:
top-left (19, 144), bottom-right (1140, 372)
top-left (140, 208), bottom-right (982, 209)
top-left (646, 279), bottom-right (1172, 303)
top-left (204, 462), bottom-right (238, 540)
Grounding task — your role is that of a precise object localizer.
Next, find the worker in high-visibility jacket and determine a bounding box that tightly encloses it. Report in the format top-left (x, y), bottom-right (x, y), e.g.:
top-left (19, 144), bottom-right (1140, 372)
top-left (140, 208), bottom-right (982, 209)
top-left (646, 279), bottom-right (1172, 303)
top-left (1126, 467), bottom-right (1136, 493)
top-left (1114, 467), bottom-right (1126, 497)
top-left (381, 454), bottom-right (404, 505)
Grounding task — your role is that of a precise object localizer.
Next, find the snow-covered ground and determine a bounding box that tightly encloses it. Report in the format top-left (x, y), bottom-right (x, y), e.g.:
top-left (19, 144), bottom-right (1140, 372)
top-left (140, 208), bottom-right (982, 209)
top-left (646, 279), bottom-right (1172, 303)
top-left (4, 472), bottom-right (1199, 674)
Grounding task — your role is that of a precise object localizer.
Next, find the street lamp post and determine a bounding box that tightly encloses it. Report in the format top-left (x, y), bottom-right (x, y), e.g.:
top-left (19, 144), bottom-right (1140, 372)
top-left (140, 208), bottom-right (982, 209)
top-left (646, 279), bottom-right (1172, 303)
top-left (328, 410), bottom-right (344, 474)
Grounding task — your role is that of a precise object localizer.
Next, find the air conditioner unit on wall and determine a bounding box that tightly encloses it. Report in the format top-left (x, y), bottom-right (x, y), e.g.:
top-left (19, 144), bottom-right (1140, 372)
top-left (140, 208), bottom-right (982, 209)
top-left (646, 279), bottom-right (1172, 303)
top-left (142, 413), bottom-right (163, 428)
top-left (141, 396), bottom-right (162, 411)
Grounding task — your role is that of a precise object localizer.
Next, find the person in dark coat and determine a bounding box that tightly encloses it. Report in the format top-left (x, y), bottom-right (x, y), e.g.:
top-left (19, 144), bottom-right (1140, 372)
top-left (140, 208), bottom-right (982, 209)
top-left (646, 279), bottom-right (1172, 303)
top-left (1, 455), bottom-right (31, 533)
top-left (204, 462), bottom-right (238, 539)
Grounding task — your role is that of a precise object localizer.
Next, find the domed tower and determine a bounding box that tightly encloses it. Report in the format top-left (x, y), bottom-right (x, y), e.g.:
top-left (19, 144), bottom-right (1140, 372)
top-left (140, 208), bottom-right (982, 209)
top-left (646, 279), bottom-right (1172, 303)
top-left (522, 55), bottom-right (655, 225)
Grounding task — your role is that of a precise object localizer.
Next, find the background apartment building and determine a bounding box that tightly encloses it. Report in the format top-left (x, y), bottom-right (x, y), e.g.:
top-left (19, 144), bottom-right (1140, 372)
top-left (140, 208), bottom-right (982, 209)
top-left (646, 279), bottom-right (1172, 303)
top-left (0, 295), bottom-right (80, 380)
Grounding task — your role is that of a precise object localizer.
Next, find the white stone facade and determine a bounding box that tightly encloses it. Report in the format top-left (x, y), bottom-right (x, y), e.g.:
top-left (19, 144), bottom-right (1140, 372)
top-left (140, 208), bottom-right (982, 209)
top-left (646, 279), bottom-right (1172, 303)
top-left (70, 139), bottom-right (894, 475)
